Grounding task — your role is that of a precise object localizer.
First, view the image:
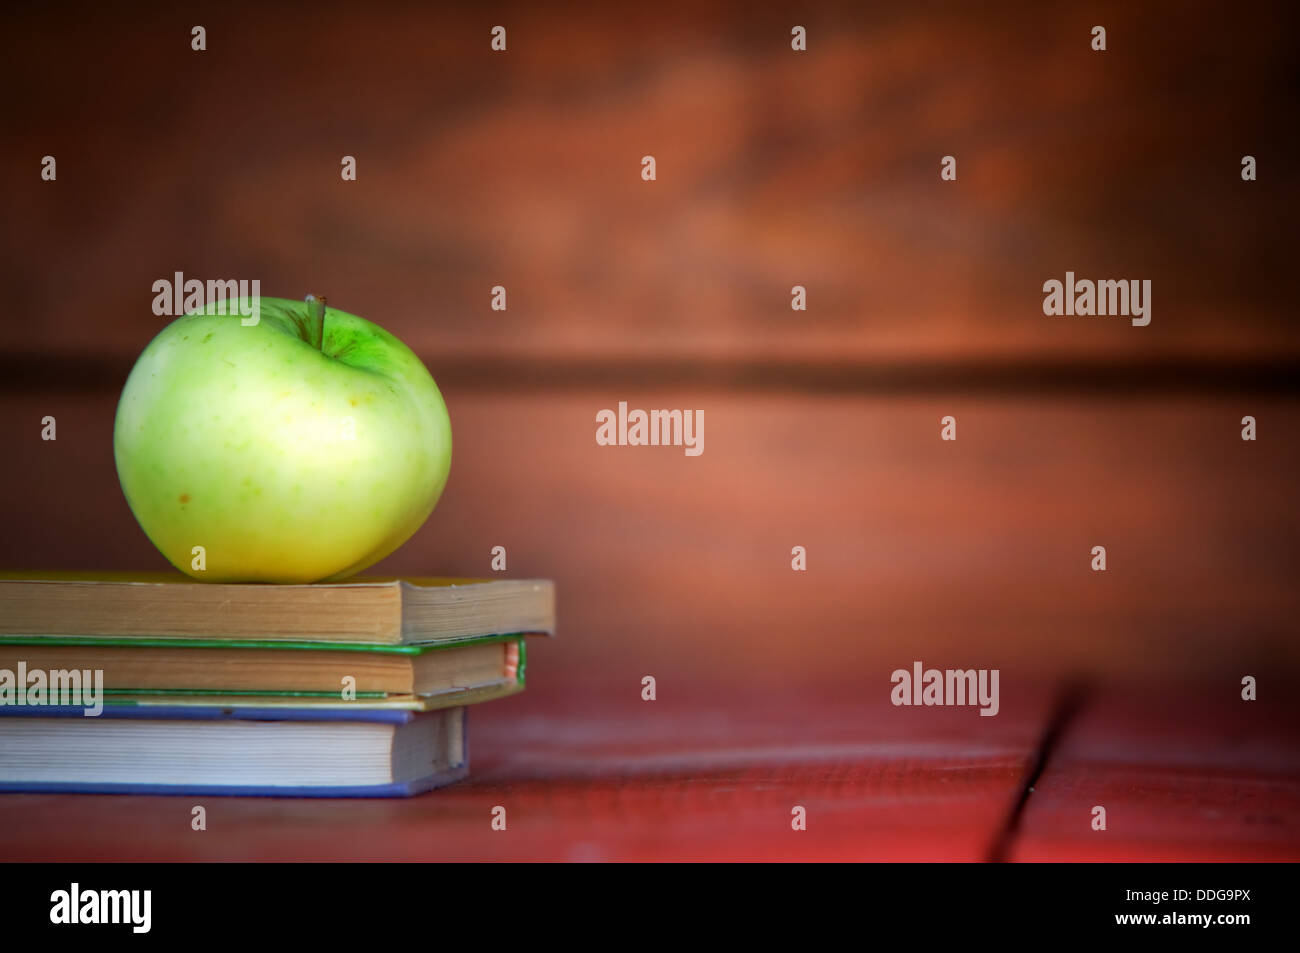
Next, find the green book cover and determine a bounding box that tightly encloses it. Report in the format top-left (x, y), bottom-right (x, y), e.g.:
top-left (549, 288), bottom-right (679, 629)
top-left (0, 636), bottom-right (527, 705)
top-left (0, 631), bottom-right (529, 654)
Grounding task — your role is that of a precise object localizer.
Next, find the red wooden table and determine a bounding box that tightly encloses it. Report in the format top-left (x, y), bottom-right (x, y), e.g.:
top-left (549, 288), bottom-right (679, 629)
top-left (2, 676), bottom-right (1294, 862)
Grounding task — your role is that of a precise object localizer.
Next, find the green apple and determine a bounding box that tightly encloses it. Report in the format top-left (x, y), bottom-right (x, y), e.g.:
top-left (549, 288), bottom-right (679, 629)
top-left (114, 296), bottom-right (452, 582)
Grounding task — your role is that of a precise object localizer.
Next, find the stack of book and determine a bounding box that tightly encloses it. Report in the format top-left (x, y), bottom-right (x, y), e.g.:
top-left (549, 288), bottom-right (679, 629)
top-left (0, 573), bottom-right (554, 797)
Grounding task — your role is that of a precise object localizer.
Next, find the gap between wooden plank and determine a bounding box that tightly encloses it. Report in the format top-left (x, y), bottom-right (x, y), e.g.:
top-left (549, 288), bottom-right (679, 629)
top-left (4, 355), bottom-right (1300, 395)
top-left (987, 680), bottom-right (1091, 863)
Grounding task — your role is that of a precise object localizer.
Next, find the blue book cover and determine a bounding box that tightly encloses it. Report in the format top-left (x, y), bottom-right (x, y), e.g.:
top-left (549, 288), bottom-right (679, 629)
top-left (0, 704), bottom-right (468, 798)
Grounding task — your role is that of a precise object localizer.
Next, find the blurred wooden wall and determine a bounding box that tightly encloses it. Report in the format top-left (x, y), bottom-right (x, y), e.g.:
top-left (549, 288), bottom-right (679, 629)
top-left (2, 0), bottom-right (1298, 691)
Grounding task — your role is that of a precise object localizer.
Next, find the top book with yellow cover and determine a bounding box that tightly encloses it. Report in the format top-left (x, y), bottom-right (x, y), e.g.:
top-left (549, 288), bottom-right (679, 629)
top-left (0, 573), bottom-right (555, 646)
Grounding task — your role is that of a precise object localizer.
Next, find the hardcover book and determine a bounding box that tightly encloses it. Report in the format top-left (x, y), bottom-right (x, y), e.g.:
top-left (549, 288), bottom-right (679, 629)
top-left (0, 704), bottom-right (468, 797)
top-left (0, 633), bottom-right (526, 699)
top-left (0, 573), bottom-right (556, 645)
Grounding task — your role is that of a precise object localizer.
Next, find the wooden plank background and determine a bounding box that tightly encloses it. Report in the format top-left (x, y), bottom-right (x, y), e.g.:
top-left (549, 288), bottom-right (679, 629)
top-left (2, 0), bottom-right (1297, 377)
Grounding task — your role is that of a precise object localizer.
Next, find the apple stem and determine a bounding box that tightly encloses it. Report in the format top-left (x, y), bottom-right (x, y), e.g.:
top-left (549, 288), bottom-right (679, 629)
top-left (303, 295), bottom-right (327, 351)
